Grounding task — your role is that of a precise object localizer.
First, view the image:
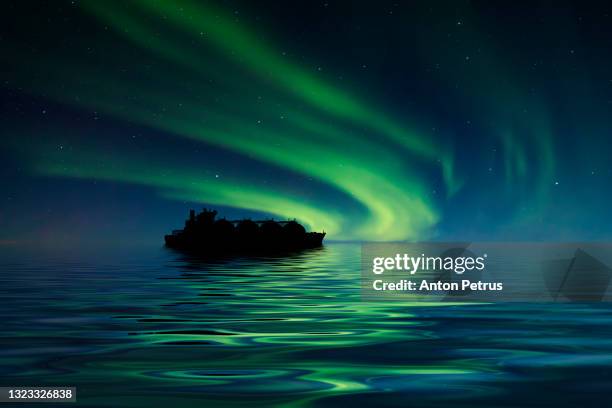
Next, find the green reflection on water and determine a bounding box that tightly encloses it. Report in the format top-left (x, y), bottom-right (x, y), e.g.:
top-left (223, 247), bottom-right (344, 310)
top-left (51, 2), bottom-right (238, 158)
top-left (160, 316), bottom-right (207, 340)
top-left (1, 243), bottom-right (610, 407)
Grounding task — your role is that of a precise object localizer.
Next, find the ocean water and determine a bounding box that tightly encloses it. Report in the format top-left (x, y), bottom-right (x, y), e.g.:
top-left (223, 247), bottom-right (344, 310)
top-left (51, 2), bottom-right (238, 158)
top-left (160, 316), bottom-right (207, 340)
top-left (1, 242), bottom-right (612, 407)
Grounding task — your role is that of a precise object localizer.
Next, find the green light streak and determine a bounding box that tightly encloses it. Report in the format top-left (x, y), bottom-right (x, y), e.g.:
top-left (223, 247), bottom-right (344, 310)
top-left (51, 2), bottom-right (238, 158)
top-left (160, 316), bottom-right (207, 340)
top-left (80, 0), bottom-right (458, 188)
top-left (118, 0), bottom-right (454, 163)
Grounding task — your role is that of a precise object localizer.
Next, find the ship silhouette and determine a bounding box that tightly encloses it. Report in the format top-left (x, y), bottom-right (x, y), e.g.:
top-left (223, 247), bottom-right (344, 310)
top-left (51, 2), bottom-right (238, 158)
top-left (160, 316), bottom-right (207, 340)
top-left (164, 209), bottom-right (326, 253)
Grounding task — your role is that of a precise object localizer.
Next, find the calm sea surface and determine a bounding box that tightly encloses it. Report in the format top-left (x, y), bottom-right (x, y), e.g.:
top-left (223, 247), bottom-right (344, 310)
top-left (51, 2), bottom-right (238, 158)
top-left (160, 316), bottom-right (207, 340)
top-left (2, 242), bottom-right (612, 407)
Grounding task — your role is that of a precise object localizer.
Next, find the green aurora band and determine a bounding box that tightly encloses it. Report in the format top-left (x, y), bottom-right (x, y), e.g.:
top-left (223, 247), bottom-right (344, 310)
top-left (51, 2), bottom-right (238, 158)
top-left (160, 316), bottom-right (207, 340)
top-left (4, 0), bottom-right (556, 240)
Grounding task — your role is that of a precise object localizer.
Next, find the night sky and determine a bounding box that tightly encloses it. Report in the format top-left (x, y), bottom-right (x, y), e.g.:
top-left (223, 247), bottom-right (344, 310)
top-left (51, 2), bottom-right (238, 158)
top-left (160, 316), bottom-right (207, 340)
top-left (2, 0), bottom-right (612, 247)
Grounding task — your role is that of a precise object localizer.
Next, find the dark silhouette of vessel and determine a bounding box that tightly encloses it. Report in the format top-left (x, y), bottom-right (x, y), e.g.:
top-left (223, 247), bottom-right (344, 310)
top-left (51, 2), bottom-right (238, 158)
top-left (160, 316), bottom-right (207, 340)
top-left (164, 209), bottom-right (326, 253)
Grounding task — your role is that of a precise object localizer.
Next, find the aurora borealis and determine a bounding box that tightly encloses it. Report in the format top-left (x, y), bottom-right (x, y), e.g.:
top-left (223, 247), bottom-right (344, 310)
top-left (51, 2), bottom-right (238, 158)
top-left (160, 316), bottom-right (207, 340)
top-left (2, 0), bottom-right (612, 243)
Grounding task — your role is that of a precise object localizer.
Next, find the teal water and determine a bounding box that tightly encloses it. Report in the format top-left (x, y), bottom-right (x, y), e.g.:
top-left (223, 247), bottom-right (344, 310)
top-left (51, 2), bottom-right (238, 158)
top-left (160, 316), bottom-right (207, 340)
top-left (2, 243), bottom-right (612, 407)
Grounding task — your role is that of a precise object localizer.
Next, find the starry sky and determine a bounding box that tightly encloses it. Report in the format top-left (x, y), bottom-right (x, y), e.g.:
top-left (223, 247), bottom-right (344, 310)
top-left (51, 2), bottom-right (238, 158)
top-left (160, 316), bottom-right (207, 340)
top-left (2, 0), bottom-right (612, 247)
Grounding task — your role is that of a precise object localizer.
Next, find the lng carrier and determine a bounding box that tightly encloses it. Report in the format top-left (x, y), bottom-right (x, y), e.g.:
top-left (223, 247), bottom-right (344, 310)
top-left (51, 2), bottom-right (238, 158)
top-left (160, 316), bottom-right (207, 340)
top-left (164, 209), bottom-right (325, 253)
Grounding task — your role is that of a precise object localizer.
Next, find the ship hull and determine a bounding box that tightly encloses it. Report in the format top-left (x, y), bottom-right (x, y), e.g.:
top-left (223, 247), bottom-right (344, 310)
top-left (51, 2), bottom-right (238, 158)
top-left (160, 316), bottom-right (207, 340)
top-left (164, 232), bottom-right (325, 254)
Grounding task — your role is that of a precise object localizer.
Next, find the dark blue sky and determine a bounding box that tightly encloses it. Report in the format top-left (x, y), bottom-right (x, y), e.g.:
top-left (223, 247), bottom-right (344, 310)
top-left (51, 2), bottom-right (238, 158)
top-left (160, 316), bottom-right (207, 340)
top-left (2, 0), bottom-right (612, 247)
